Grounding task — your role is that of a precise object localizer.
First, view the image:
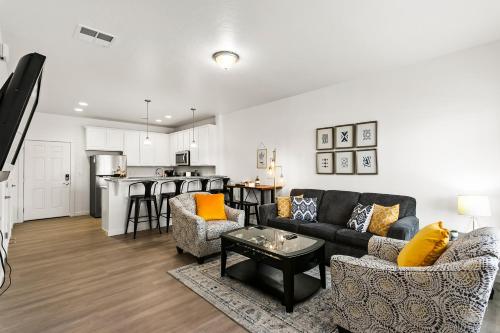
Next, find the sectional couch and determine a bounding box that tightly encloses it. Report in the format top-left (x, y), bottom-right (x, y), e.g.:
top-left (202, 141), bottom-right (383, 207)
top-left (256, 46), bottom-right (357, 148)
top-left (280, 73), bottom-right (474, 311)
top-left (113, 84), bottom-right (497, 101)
top-left (258, 189), bottom-right (419, 260)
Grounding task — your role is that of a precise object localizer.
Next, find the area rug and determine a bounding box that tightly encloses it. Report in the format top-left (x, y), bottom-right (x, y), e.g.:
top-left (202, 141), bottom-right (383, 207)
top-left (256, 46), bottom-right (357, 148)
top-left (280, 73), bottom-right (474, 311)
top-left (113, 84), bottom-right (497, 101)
top-left (168, 255), bottom-right (338, 333)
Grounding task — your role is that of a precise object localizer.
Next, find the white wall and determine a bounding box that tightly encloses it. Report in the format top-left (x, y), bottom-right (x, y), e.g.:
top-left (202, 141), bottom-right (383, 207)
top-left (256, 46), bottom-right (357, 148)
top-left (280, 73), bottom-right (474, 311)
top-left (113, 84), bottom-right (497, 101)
top-left (22, 112), bottom-right (173, 218)
top-left (219, 41), bottom-right (500, 232)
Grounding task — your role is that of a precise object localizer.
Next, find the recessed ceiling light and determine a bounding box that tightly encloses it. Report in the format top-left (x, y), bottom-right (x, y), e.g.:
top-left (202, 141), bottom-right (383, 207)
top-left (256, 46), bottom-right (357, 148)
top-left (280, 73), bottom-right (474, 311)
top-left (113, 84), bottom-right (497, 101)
top-left (155, 119), bottom-right (162, 123)
top-left (164, 115), bottom-right (172, 119)
top-left (74, 108), bottom-right (83, 112)
top-left (212, 50), bottom-right (240, 70)
top-left (78, 101), bottom-right (88, 106)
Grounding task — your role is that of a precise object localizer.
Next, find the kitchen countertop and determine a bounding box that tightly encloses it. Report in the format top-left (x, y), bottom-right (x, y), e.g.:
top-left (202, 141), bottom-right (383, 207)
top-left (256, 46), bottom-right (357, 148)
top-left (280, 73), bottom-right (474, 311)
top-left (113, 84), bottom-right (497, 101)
top-left (104, 175), bottom-right (229, 182)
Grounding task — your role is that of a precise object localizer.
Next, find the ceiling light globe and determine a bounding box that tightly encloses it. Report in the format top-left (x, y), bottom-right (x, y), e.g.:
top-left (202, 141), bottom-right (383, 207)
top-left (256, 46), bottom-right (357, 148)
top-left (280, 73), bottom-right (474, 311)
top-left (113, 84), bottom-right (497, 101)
top-left (212, 51), bottom-right (239, 70)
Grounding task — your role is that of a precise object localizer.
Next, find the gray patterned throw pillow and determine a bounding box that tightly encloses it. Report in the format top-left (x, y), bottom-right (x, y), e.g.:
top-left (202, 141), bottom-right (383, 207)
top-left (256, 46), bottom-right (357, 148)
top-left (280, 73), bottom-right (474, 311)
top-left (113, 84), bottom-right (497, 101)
top-left (291, 197), bottom-right (317, 222)
top-left (347, 203), bottom-right (373, 232)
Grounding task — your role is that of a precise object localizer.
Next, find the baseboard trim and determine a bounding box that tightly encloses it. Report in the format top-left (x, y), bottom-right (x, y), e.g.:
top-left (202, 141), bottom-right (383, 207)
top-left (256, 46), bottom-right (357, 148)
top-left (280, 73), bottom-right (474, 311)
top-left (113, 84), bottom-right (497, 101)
top-left (72, 211), bottom-right (90, 216)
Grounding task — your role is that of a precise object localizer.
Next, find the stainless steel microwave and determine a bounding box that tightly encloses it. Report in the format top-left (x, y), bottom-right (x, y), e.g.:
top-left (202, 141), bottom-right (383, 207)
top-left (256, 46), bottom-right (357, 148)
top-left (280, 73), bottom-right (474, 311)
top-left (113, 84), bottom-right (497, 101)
top-left (175, 150), bottom-right (190, 166)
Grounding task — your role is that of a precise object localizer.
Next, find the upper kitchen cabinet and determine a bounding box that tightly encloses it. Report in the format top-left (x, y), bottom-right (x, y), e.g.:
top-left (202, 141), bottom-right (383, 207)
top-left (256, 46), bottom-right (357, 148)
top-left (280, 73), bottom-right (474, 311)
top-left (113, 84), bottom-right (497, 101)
top-left (85, 126), bottom-right (124, 151)
top-left (139, 132), bottom-right (170, 167)
top-left (123, 131), bottom-right (141, 166)
top-left (168, 124), bottom-right (217, 166)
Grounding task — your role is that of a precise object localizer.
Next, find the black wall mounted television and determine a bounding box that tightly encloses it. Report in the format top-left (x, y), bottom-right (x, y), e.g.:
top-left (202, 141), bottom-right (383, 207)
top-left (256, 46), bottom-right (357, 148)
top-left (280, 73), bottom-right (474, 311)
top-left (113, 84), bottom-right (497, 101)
top-left (0, 53), bottom-right (45, 181)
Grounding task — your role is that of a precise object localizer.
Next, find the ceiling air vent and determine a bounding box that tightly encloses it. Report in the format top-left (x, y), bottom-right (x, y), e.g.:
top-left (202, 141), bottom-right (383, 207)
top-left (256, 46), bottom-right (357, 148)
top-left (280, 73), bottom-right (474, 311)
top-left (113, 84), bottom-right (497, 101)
top-left (75, 25), bottom-right (115, 47)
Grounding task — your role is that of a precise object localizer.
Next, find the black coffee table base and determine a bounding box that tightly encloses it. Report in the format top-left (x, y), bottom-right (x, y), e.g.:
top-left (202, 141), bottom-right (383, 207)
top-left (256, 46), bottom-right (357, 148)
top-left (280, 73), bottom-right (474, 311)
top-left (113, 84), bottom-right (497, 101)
top-left (226, 259), bottom-right (322, 306)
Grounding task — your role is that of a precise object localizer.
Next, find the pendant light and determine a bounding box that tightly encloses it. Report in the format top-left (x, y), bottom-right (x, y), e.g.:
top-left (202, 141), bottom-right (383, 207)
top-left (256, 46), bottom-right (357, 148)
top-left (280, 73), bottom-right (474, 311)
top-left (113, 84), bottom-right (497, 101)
top-left (190, 107), bottom-right (197, 148)
top-left (144, 99), bottom-right (152, 145)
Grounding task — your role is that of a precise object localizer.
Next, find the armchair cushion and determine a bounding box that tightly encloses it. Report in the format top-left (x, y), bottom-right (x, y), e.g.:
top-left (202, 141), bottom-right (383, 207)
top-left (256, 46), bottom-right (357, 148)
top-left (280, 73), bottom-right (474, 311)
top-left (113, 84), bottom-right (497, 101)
top-left (397, 221), bottom-right (449, 267)
top-left (194, 193), bottom-right (227, 221)
top-left (206, 220), bottom-right (242, 241)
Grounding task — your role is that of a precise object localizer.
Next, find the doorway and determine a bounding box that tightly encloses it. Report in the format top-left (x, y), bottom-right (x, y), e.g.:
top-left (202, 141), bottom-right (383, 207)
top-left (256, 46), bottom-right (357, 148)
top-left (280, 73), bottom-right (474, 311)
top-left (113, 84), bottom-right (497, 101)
top-left (23, 140), bottom-right (71, 221)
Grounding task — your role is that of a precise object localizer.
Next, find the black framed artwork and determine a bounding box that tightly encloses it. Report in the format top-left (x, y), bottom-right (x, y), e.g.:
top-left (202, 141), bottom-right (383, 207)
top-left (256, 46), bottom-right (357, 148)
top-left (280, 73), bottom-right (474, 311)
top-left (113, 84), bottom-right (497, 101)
top-left (356, 121), bottom-right (377, 147)
top-left (316, 127), bottom-right (334, 150)
top-left (356, 149), bottom-right (378, 175)
top-left (334, 150), bottom-right (355, 174)
top-left (316, 152), bottom-right (334, 174)
top-left (334, 124), bottom-right (355, 149)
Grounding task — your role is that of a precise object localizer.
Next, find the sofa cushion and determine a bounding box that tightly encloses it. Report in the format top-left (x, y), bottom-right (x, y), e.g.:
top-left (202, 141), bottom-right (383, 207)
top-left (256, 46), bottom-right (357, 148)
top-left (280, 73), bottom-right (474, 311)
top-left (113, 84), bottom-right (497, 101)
top-left (267, 217), bottom-right (303, 233)
top-left (336, 228), bottom-right (374, 249)
top-left (298, 223), bottom-right (342, 243)
top-left (317, 190), bottom-right (361, 225)
top-left (290, 189), bottom-right (325, 207)
top-left (359, 192), bottom-right (416, 218)
top-left (291, 197), bottom-right (318, 222)
top-left (206, 220), bottom-right (242, 241)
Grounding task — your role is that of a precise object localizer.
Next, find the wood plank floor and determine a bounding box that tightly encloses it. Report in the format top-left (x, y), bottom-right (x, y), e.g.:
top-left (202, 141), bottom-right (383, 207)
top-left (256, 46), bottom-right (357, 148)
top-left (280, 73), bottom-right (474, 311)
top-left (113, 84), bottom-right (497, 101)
top-left (0, 216), bottom-right (247, 333)
top-left (1, 216), bottom-right (498, 332)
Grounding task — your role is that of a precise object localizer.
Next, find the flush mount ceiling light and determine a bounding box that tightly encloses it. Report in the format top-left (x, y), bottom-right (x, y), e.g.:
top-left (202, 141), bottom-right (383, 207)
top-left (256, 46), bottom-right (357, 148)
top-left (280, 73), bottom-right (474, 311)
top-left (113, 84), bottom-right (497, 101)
top-left (212, 50), bottom-right (240, 70)
top-left (74, 107), bottom-right (83, 112)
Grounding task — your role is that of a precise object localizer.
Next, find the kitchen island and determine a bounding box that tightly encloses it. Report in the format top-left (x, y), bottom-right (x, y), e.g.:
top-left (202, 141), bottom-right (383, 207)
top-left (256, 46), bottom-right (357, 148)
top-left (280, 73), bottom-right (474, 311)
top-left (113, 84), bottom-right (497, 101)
top-left (101, 176), bottom-right (228, 236)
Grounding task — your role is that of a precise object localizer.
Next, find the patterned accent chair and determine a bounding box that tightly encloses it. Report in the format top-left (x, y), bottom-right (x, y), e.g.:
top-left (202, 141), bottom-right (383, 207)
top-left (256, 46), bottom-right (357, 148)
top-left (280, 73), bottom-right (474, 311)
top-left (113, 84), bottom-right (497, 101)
top-left (170, 192), bottom-right (245, 264)
top-left (330, 227), bottom-right (499, 333)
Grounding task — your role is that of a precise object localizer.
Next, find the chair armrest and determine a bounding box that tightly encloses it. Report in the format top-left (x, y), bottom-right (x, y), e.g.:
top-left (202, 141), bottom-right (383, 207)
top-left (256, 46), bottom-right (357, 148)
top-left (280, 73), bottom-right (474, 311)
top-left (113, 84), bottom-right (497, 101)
top-left (387, 216), bottom-right (419, 240)
top-left (258, 203), bottom-right (277, 226)
top-left (330, 255), bottom-right (499, 333)
top-left (170, 197), bottom-right (207, 243)
top-left (225, 205), bottom-right (245, 227)
top-left (368, 235), bottom-right (408, 262)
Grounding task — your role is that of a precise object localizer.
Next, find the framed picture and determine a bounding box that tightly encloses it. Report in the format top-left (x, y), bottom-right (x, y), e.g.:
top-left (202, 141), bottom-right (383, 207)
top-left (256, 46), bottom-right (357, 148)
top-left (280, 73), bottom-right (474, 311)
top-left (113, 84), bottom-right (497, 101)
top-left (356, 121), bottom-right (377, 147)
top-left (316, 152), bottom-right (334, 174)
top-left (257, 148), bottom-right (267, 169)
top-left (334, 124), bottom-right (355, 149)
top-left (334, 151), bottom-right (355, 174)
top-left (316, 127), bottom-right (334, 150)
top-left (356, 149), bottom-right (378, 175)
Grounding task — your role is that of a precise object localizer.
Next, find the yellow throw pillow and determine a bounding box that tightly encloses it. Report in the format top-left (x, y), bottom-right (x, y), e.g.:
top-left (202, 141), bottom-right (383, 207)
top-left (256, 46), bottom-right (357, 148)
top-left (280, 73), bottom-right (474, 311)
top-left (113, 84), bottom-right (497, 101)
top-left (397, 221), bottom-right (449, 267)
top-left (194, 193), bottom-right (227, 221)
top-left (277, 195), bottom-right (303, 218)
top-left (368, 204), bottom-right (400, 236)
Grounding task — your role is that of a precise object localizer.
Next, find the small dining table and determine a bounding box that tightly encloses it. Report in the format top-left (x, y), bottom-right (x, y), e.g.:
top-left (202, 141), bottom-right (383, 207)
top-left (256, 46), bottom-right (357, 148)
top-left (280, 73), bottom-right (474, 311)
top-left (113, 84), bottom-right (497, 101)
top-left (226, 183), bottom-right (283, 206)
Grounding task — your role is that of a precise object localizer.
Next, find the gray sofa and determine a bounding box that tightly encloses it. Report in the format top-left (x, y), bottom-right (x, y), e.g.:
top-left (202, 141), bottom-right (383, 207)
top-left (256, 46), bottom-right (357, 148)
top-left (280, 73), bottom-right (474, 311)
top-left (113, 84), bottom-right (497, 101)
top-left (258, 189), bottom-right (418, 260)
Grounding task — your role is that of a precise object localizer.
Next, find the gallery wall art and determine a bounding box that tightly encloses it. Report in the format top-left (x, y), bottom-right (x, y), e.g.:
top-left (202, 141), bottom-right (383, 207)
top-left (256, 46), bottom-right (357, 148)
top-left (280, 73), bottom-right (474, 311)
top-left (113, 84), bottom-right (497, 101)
top-left (315, 120), bottom-right (378, 175)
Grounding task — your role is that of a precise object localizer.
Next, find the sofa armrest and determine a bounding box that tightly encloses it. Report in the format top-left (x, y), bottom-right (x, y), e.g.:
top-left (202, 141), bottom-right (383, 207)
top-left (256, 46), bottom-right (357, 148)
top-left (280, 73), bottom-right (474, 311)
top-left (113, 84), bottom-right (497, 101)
top-left (258, 203), bottom-right (277, 226)
top-left (368, 235), bottom-right (408, 262)
top-left (225, 205), bottom-right (245, 227)
top-left (387, 216), bottom-right (419, 240)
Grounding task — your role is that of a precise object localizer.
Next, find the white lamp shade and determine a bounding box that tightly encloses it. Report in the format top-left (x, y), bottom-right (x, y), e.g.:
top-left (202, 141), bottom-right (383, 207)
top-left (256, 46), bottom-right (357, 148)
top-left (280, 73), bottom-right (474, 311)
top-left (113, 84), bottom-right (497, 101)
top-left (457, 195), bottom-right (491, 217)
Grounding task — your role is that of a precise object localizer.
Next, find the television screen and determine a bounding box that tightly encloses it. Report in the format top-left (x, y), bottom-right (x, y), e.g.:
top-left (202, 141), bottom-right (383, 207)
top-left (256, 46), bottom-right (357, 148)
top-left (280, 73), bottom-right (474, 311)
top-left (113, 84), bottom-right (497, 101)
top-left (0, 53), bottom-right (45, 181)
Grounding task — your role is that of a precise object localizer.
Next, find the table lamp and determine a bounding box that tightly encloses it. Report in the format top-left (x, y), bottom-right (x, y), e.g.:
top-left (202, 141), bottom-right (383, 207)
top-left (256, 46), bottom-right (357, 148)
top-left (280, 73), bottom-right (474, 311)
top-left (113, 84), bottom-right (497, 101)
top-left (457, 195), bottom-right (491, 230)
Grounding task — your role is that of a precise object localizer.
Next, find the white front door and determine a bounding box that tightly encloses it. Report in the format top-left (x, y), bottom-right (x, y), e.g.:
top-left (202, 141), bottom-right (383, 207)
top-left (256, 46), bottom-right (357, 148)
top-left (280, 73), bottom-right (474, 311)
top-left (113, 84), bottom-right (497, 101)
top-left (24, 140), bottom-right (71, 221)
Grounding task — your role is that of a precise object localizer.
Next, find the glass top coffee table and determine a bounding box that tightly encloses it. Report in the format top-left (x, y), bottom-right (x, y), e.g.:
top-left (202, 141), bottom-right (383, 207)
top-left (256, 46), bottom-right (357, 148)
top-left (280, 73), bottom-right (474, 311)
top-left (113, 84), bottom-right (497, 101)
top-left (221, 225), bottom-right (326, 313)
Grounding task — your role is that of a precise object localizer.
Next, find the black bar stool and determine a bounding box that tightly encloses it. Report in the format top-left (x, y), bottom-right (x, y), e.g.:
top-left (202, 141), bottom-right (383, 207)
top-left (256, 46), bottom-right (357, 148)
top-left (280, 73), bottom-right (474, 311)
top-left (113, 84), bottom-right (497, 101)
top-left (180, 179), bottom-right (202, 193)
top-left (237, 188), bottom-right (260, 226)
top-left (125, 181), bottom-right (161, 239)
top-left (158, 180), bottom-right (176, 233)
top-left (207, 178), bottom-right (224, 194)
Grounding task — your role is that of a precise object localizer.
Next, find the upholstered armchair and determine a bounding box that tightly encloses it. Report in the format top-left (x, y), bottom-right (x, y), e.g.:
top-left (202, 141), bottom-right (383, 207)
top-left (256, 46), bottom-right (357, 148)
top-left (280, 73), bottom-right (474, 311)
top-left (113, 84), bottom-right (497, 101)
top-left (170, 192), bottom-right (245, 264)
top-left (330, 227), bottom-right (499, 333)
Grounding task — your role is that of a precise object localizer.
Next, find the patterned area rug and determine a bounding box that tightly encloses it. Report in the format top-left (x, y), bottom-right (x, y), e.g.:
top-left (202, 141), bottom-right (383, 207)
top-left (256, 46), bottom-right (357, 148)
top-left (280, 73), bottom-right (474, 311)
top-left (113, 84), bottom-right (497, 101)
top-left (169, 255), bottom-right (339, 333)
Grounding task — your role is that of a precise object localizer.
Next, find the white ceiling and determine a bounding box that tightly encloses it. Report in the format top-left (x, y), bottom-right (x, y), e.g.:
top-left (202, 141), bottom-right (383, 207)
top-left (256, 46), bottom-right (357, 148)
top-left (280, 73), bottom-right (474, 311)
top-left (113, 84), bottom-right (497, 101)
top-left (1, 0), bottom-right (500, 127)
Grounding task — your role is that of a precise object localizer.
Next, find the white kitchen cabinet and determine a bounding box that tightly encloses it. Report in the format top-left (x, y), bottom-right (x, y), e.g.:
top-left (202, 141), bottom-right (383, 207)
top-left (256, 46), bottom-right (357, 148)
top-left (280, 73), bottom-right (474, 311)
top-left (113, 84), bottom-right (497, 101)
top-left (139, 132), bottom-right (155, 166)
top-left (189, 128), bottom-right (199, 166)
top-left (154, 133), bottom-right (170, 166)
top-left (187, 124), bottom-right (217, 166)
top-left (85, 126), bottom-right (124, 151)
top-left (169, 132), bottom-right (177, 166)
top-left (123, 131), bottom-right (141, 166)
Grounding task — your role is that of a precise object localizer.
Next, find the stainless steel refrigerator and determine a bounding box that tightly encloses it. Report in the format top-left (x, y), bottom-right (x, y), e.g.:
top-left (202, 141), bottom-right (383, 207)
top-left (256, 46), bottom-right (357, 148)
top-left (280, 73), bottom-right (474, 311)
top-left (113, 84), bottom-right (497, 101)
top-left (90, 155), bottom-right (127, 218)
